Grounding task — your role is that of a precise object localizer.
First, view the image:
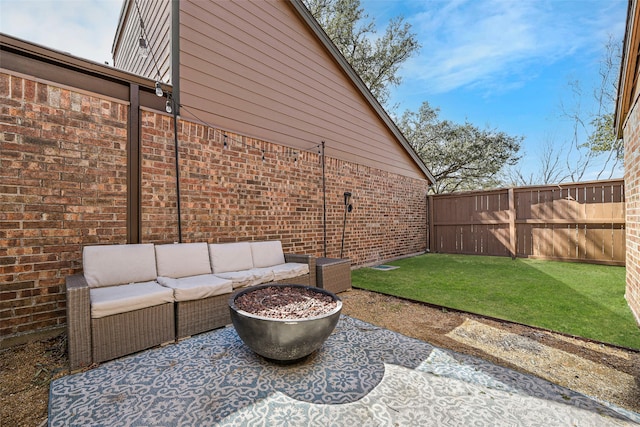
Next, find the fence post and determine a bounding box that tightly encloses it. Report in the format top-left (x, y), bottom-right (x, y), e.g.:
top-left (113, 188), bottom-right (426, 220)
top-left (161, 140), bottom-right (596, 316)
top-left (508, 188), bottom-right (516, 259)
top-left (428, 194), bottom-right (434, 253)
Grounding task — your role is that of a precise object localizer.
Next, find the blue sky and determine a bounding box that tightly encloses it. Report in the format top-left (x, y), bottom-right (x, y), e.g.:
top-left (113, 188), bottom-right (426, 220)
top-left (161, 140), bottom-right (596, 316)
top-left (363, 0), bottom-right (626, 181)
top-left (0, 0), bottom-right (627, 182)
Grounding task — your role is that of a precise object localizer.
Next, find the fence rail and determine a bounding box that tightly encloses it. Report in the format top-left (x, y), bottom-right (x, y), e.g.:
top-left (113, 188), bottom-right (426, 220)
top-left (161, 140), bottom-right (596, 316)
top-left (428, 180), bottom-right (625, 266)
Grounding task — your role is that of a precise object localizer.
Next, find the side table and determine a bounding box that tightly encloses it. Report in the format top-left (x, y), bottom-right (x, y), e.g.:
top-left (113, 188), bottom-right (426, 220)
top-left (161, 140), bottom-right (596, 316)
top-left (316, 257), bottom-right (351, 294)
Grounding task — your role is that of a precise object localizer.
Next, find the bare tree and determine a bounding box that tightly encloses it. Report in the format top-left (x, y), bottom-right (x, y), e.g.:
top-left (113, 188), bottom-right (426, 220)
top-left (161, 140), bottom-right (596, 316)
top-left (559, 34), bottom-right (623, 180)
top-left (505, 137), bottom-right (569, 186)
top-left (560, 79), bottom-right (596, 182)
top-left (512, 35), bottom-right (623, 187)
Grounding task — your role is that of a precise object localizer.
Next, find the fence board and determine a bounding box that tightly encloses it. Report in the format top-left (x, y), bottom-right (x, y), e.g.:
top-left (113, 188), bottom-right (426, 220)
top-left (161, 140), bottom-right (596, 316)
top-left (429, 180), bottom-right (625, 265)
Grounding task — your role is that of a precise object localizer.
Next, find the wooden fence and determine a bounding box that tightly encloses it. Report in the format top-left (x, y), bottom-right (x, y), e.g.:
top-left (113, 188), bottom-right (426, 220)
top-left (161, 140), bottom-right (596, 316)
top-left (428, 180), bottom-right (625, 266)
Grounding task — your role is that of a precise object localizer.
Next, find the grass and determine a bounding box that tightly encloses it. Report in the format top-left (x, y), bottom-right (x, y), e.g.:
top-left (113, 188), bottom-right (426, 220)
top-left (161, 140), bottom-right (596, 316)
top-left (352, 253), bottom-right (640, 349)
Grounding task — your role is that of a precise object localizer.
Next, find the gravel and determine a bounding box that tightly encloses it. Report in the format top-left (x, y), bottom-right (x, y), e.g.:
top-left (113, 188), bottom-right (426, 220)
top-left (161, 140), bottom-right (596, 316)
top-left (234, 286), bottom-right (338, 319)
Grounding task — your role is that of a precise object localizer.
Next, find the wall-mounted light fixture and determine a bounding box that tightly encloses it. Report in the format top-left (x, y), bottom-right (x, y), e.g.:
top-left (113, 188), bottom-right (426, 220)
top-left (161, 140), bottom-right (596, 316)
top-left (344, 191), bottom-right (353, 212)
top-left (340, 191), bottom-right (353, 258)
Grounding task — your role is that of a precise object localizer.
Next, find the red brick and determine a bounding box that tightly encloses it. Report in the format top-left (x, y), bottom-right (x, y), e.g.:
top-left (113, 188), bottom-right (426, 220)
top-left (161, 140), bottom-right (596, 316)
top-left (2, 75), bottom-right (430, 343)
top-left (624, 94), bottom-right (640, 325)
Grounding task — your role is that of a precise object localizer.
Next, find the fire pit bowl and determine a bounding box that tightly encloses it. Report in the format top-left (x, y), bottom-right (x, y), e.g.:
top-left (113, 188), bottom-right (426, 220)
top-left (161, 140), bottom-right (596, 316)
top-left (229, 284), bottom-right (342, 361)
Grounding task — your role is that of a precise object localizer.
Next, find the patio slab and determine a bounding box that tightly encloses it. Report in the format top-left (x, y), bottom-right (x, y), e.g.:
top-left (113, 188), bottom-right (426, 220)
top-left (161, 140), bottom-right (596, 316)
top-left (48, 316), bottom-right (639, 426)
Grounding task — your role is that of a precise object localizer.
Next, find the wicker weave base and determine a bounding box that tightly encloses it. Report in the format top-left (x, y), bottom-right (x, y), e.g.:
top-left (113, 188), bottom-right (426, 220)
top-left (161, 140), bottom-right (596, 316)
top-left (92, 303), bottom-right (175, 364)
top-left (272, 273), bottom-right (312, 287)
top-left (316, 258), bottom-right (351, 293)
top-left (66, 274), bottom-right (92, 369)
top-left (176, 294), bottom-right (231, 339)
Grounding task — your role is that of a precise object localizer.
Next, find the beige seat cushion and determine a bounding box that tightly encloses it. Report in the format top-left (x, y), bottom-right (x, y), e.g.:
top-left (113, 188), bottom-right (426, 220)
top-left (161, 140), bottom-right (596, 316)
top-left (157, 274), bottom-right (233, 302)
top-left (155, 243), bottom-right (212, 278)
top-left (90, 281), bottom-right (173, 318)
top-left (249, 267), bottom-right (276, 285)
top-left (209, 242), bottom-right (254, 274)
top-left (83, 244), bottom-right (157, 288)
top-left (214, 270), bottom-right (262, 289)
top-left (269, 263), bottom-right (309, 281)
top-left (250, 241), bottom-right (285, 268)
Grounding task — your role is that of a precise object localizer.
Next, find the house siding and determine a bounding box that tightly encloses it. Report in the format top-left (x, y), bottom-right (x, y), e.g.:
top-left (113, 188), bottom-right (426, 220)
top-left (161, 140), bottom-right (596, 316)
top-left (112, 0), bottom-right (171, 83)
top-left (111, 0), bottom-right (429, 179)
top-left (177, 0), bottom-right (425, 180)
top-left (618, 0), bottom-right (640, 326)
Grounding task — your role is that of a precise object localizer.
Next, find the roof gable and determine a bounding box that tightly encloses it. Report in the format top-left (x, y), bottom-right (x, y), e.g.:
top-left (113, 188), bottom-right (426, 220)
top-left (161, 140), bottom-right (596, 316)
top-left (616, 0), bottom-right (640, 137)
top-left (288, 0), bottom-right (434, 182)
top-left (176, 0), bottom-right (433, 182)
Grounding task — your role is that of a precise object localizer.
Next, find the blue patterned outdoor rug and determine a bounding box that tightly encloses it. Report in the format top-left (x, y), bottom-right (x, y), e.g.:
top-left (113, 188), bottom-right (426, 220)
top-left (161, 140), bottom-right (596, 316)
top-left (49, 316), bottom-right (639, 426)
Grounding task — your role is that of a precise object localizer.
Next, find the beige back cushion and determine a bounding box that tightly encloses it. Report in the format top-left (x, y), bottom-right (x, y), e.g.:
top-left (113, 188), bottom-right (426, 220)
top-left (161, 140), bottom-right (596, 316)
top-left (251, 241), bottom-right (285, 268)
top-left (155, 242), bottom-right (212, 278)
top-left (83, 244), bottom-right (157, 288)
top-left (209, 242), bottom-right (254, 273)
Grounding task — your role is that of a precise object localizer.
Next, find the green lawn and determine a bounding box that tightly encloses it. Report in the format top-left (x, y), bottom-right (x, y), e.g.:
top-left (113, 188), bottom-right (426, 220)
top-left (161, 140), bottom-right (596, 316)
top-left (352, 253), bottom-right (640, 349)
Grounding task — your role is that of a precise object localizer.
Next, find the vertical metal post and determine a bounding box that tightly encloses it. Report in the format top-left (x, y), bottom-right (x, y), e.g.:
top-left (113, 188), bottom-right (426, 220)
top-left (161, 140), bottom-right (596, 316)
top-left (127, 83), bottom-right (141, 243)
top-left (173, 105), bottom-right (182, 243)
top-left (322, 141), bottom-right (326, 257)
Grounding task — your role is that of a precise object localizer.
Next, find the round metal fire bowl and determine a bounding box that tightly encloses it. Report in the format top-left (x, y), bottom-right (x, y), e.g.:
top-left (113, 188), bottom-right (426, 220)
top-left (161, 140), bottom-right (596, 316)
top-left (229, 284), bottom-right (342, 361)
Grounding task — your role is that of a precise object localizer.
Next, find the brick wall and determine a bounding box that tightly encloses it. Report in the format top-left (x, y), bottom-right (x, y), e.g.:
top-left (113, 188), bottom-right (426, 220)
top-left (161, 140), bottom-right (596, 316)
top-left (324, 158), bottom-right (427, 264)
top-left (624, 93), bottom-right (640, 326)
top-left (0, 73), bottom-right (129, 344)
top-left (1, 73), bottom-right (429, 345)
top-left (139, 110), bottom-right (428, 264)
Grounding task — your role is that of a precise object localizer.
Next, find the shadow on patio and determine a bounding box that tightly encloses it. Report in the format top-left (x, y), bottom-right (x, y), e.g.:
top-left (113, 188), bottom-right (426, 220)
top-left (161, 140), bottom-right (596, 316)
top-left (47, 316), bottom-right (639, 426)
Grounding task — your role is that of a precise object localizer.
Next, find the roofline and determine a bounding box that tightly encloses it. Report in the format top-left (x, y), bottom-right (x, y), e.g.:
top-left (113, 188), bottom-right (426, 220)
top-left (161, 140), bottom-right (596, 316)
top-left (615, 0), bottom-right (638, 138)
top-left (0, 32), bottom-right (170, 93)
top-left (111, 0), bottom-right (133, 62)
top-left (287, 0), bottom-right (436, 185)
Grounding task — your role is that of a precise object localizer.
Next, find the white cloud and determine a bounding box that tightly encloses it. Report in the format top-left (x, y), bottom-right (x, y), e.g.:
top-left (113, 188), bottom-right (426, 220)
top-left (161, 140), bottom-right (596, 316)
top-left (402, 0), bottom-right (626, 95)
top-left (0, 0), bottom-right (123, 65)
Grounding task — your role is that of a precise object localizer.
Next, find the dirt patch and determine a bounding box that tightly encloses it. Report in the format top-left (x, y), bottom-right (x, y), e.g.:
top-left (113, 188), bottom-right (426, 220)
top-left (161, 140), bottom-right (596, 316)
top-left (448, 318), bottom-right (637, 408)
top-left (1, 335), bottom-right (67, 427)
top-left (2, 288), bottom-right (639, 426)
top-left (340, 289), bottom-right (640, 413)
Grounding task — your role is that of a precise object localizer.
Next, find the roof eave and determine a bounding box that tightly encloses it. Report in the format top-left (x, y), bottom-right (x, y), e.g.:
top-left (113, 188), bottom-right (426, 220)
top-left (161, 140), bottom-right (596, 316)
top-left (615, 0), bottom-right (638, 138)
top-left (111, 0), bottom-right (132, 61)
top-left (0, 32), bottom-right (170, 92)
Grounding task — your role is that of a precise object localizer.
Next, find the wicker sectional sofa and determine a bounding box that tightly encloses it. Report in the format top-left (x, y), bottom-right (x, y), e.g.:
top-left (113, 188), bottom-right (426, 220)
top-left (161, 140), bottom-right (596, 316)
top-left (66, 241), bottom-right (316, 369)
